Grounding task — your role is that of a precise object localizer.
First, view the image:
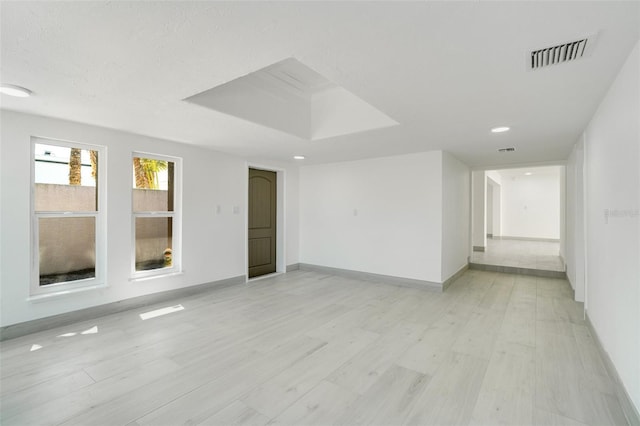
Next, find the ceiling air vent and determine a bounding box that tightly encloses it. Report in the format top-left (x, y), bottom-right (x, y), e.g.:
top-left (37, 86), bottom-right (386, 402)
top-left (498, 147), bottom-right (515, 153)
top-left (530, 36), bottom-right (594, 70)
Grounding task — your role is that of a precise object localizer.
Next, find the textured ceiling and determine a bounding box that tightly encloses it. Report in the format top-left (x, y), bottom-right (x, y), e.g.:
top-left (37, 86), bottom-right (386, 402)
top-left (1, 1), bottom-right (638, 166)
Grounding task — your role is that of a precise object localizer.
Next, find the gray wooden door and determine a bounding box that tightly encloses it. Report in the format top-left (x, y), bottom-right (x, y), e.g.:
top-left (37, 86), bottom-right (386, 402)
top-left (248, 168), bottom-right (277, 278)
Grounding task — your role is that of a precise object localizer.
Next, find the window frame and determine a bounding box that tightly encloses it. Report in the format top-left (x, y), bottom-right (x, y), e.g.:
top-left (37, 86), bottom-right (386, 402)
top-left (130, 151), bottom-right (182, 280)
top-left (30, 137), bottom-right (107, 297)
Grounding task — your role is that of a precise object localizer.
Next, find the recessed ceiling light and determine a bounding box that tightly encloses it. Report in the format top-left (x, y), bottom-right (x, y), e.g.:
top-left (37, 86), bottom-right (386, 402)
top-left (293, 155), bottom-right (305, 160)
top-left (525, 172), bottom-right (532, 176)
top-left (491, 126), bottom-right (510, 133)
top-left (0, 84), bottom-right (32, 98)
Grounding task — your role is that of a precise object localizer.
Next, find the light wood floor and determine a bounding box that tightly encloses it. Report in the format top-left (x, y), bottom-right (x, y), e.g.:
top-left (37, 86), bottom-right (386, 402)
top-left (0, 269), bottom-right (628, 426)
top-left (471, 239), bottom-right (564, 272)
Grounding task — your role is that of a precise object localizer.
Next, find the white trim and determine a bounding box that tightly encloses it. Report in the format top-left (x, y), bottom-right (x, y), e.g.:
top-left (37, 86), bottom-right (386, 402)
top-left (245, 163), bottom-right (287, 281)
top-left (30, 137), bottom-right (107, 297)
top-left (298, 263), bottom-right (443, 291)
top-left (129, 271), bottom-right (184, 282)
top-left (130, 152), bottom-right (182, 280)
top-left (27, 282), bottom-right (109, 303)
top-left (247, 271), bottom-right (284, 283)
top-left (582, 132), bottom-right (589, 313)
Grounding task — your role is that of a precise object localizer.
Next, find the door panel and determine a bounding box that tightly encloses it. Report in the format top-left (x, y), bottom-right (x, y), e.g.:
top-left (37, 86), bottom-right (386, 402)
top-left (249, 177), bottom-right (272, 229)
top-left (248, 169), bottom-right (277, 278)
top-left (249, 238), bottom-right (272, 268)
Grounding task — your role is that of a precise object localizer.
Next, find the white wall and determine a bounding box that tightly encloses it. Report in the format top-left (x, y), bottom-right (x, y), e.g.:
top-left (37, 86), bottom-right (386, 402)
top-left (559, 167), bottom-right (566, 262)
top-left (491, 182), bottom-right (502, 238)
top-left (486, 184), bottom-right (493, 235)
top-left (582, 42), bottom-right (639, 413)
top-left (441, 152), bottom-right (470, 281)
top-left (566, 138), bottom-right (586, 302)
top-left (285, 167), bottom-right (300, 267)
top-left (485, 170), bottom-right (502, 185)
top-left (499, 168), bottom-right (561, 240)
top-left (0, 111), bottom-right (300, 327)
top-left (486, 171), bottom-right (502, 238)
top-left (471, 170), bottom-right (486, 249)
top-left (299, 151), bottom-right (443, 283)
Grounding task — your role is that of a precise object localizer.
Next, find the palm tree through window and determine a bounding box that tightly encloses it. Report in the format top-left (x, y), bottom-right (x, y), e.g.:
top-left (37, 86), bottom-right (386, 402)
top-left (132, 155), bottom-right (178, 275)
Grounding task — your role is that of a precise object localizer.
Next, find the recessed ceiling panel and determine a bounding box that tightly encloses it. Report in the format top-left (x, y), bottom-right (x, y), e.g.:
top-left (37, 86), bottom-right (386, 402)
top-left (184, 58), bottom-right (398, 141)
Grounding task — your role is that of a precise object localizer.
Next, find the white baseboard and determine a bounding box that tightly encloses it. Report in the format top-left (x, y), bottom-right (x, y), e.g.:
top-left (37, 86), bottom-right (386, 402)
top-left (493, 236), bottom-right (560, 242)
top-left (298, 263), bottom-right (443, 291)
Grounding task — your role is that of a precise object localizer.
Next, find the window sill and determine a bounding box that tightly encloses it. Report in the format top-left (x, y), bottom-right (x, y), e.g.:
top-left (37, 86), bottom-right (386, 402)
top-left (129, 271), bottom-right (184, 282)
top-left (28, 282), bottom-right (108, 303)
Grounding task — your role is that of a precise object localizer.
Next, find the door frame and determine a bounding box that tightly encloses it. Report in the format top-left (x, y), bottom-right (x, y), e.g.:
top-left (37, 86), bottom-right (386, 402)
top-left (469, 162), bottom-right (567, 275)
top-left (486, 176), bottom-right (501, 239)
top-left (245, 163), bottom-right (286, 281)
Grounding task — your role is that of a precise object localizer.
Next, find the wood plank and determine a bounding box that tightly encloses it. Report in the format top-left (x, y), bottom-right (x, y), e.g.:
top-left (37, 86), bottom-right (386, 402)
top-left (241, 327), bottom-right (379, 418)
top-left (535, 330), bottom-right (627, 425)
top-left (533, 408), bottom-right (589, 426)
top-left (68, 335), bottom-right (325, 426)
top-left (396, 310), bottom-right (471, 376)
top-left (450, 308), bottom-right (505, 360)
top-left (497, 297), bottom-right (536, 348)
top-left (0, 370), bottom-right (95, 421)
top-left (198, 400), bottom-right (270, 426)
top-left (477, 274), bottom-right (514, 311)
top-left (571, 323), bottom-right (616, 395)
top-left (327, 321), bottom-right (425, 395)
top-left (336, 364), bottom-right (431, 425)
top-left (404, 352), bottom-right (489, 426)
top-left (3, 357), bottom-right (181, 426)
top-left (469, 344), bottom-right (535, 425)
top-left (270, 380), bottom-right (358, 426)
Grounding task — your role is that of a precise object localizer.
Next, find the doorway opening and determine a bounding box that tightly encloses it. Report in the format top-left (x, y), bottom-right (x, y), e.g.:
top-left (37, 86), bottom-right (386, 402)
top-left (471, 165), bottom-right (565, 276)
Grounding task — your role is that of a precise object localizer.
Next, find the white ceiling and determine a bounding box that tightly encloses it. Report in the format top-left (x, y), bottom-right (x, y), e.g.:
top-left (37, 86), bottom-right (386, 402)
top-left (185, 57), bottom-right (399, 140)
top-left (1, 1), bottom-right (638, 166)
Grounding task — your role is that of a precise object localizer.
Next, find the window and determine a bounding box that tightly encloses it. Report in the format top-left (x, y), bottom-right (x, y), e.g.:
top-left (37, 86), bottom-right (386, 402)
top-left (132, 153), bottom-right (181, 278)
top-left (32, 138), bottom-right (105, 296)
